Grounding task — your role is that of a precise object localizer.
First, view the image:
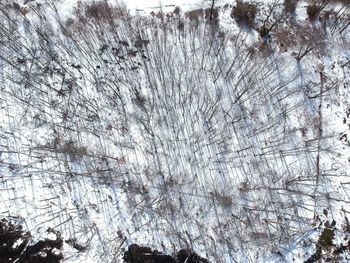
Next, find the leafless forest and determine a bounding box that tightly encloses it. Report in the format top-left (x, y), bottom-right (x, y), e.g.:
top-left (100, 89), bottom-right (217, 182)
top-left (1, 0), bottom-right (350, 262)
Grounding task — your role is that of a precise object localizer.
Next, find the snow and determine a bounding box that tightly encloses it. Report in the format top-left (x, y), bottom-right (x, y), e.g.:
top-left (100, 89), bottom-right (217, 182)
top-left (1, 0), bottom-right (350, 262)
top-left (49, 0), bottom-right (209, 20)
top-left (119, 0), bottom-right (204, 11)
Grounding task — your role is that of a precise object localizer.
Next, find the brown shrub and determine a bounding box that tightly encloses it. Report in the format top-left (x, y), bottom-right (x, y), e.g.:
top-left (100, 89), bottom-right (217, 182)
top-left (274, 24), bottom-right (326, 60)
top-left (74, 1), bottom-right (125, 23)
top-left (13, 3), bottom-right (30, 16)
top-left (231, 2), bottom-right (257, 29)
top-left (185, 9), bottom-right (203, 21)
top-left (275, 29), bottom-right (297, 50)
top-left (307, 3), bottom-right (320, 21)
top-left (85, 1), bottom-right (110, 20)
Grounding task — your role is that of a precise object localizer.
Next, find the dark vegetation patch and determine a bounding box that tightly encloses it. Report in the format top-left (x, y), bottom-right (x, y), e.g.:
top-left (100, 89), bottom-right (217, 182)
top-left (0, 219), bottom-right (63, 263)
top-left (306, 3), bottom-right (321, 21)
top-left (230, 2), bottom-right (257, 29)
top-left (123, 244), bottom-right (209, 263)
top-left (80, 1), bottom-right (124, 22)
top-left (184, 6), bottom-right (220, 28)
top-left (65, 1), bottom-right (127, 32)
top-left (284, 0), bottom-right (298, 14)
top-left (274, 24), bottom-right (326, 60)
top-left (185, 8), bottom-right (204, 22)
top-left (304, 216), bottom-right (350, 263)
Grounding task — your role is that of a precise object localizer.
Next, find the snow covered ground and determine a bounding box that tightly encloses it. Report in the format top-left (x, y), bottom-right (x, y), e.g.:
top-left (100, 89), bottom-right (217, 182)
top-left (1, 0), bottom-right (350, 262)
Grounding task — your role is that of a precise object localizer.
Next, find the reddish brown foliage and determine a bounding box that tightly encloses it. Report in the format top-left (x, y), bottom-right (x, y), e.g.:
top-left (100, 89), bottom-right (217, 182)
top-left (231, 2), bottom-right (257, 29)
